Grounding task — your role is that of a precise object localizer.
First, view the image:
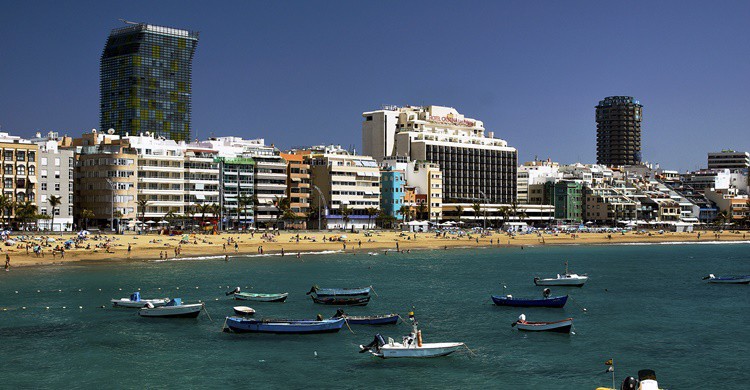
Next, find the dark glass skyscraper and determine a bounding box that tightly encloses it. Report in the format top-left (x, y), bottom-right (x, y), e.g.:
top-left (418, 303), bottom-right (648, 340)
top-left (595, 96), bottom-right (643, 166)
top-left (100, 23), bottom-right (199, 141)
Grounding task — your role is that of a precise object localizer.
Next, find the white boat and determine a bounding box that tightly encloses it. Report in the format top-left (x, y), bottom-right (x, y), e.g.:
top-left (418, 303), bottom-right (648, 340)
top-left (111, 292), bottom-right (170, 308)
top-left (512, 314), bottom-right (573, 333)
top-left (703, 274), bottom-right (750, 284)
top-left (534, 261), bottom-right (588, 287)
top-left (138, 298), bottom-right (204, 318)
top-left (359, 314), bottom-right (464, 358)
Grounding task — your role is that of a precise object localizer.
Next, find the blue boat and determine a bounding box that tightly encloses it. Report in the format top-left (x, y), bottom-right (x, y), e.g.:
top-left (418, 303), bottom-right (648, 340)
top-left (703, 274), bottom-right (750, 284)
top-left (333, 309), bottom-right (399, 325)
top-left (307, 285), bottom-right (372, 297)
top-left (311, 295), bottom-right (370, 306)
top-left (223, 317), bottom-right (346, 334)
top-left (491, 294), bottom-right (568, 308)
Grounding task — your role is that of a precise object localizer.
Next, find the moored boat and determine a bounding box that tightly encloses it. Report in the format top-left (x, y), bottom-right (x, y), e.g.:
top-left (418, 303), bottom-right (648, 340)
top-left (307, 285), bottom-right (372, 297)
top-left (332, 309), bottom-right (399, 325)
top-left (359, 313), bottom-right (464, 358)
top-left (534, 261), bottom-right (588, 287)
top-left (111, 292), bottom-right (170, 308)
top-left (138, 298), bottom-right (204, 318)
top-left (311, 295), bottom-right (370, 306)
top-left (223, 317), bottom-right (345, 334)
top-left (702, 274), bottom-right (750, 284)
top-left (596, 368), bottom-right (662, 390)
top-left (491, 294), bottom-right (568, 308)
top-left (233, 306), bottom-right (256, 316)
top-left (512, 314), bottom-right (573, 333)
top-left (233, 292), bottom-right (289, 302)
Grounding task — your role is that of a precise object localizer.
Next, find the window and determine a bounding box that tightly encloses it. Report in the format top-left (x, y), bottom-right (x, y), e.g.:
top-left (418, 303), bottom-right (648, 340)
top-left (41, 157), bottom-right (48, 165)
top-left (41, 207), bottom-right (47, 215)
top-left (41, 169), bottom-right (47, 178)
top-left (16, 151), bottom-right (25, 161)
top-left (28, 165), bottom-right (35, 175)
top-left (4, 165), bottom-right (12, 175)
top-left (17, 166), bottom-right (25, 175)
top-left (54, 183), bottom-right (60, 191)
top-left (28, 152), bottom-right (35, 162)
top-left (4, 178), bottom-right (11, 187)
top-left (4, 151), bottom-right (13, 161)
top-left (54, 158), bottom-right (60, 166)
top-left (41, 183), bottom-right (47, 190)
top-left (41, 194), bottom-right (47, 203)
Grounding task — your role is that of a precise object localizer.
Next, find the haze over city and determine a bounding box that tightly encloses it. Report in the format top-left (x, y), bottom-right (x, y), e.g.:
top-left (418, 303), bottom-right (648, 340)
top-left (1, 0), bottom-right (749, 171)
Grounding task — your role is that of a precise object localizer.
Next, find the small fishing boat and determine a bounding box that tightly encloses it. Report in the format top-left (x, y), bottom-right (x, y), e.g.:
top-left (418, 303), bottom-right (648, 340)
top-left (534, 261), bottom-right (588, 287)
top-left (596, 369), bottom-right (662, 390)
top-left (311, 295), bottom-right (370, 306)
top-left (233, 306), bottom-right (256, 316)
top-left (229, 289), bottom-right (289, 302)
top-left (702, 274), bottom-right (750, 284)
top-left (307, 285), bottom-right (372, 297)
top-left (491, 292), bottom-right (568, 308)
top-left (138, 298), bottom-right (204, 318)
top-left (512, 314), bottom-right (573, 333)
top-left (111, 292), bottom-right (170, 308)
top-left (332, 309), bottom-right (399, 325)
top-left (223, 317), bottom-right (346, 334)
top-left (359, 313), bottom-right (464, 358)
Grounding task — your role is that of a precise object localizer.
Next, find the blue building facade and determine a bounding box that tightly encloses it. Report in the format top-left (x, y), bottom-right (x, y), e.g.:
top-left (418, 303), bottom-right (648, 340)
top-left (380, 168), bottom-right (405, 219)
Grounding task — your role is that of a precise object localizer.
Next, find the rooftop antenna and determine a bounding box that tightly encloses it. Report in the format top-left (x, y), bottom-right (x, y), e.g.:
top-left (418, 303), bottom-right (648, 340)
top-left (118, 18), bottom-right (140, 25)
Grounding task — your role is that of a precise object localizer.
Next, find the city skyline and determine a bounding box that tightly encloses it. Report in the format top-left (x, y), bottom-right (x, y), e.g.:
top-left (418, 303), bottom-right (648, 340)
top-left (1, 1), bottom-right (749, 171)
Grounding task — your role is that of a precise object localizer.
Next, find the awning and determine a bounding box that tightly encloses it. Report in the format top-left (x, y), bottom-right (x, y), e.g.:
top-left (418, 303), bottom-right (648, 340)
top-left (28, 176), bottom-right (38, 183)
top-left (195, 183), bottom-right (205, 190)
top-left (292, 177), bottom-right (301, 182)
top-left (195, 194), bottom-right (206, 200)
top-left (681, 218), bottom-right (699, 222)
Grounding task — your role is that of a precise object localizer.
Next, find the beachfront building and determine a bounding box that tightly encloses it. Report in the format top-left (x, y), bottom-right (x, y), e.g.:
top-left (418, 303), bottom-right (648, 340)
top-left (100, 22), bottom-right (199, 141)
top-left (379, 165), bottom-right (405, 220)
top-left (595, 96), bottom-right (643, 166)
top-left (552, 181), bottom-right (584, 223)
top-left (215, 156), bottom-right (255, 229)
top-left (681, 169), bottom-right (731, 194)
top-left (31, 132), bottom-right (75, 231)
top-left (72, 129), bottom-right (138, 231)
top-left (708, 150), bottom-right (750, 170)
top-left (0, 132), bottom-right (39, 228)
top-left (517, 160), bottom-right (560, 204)
top-left (308, 145), bottom-right (381, 229)
top-left (583, 185), bottom-right (639, 225)
top-left (704, 187), bottom-right (749, 222)
top-left (129, 134), bottom-right (186, 221)
top-left (363, 105), bottom-right (517, 204)
top-left (279, 151), bottom-right (311, 229)
top-left (184, 146), bottom-right (220, 228)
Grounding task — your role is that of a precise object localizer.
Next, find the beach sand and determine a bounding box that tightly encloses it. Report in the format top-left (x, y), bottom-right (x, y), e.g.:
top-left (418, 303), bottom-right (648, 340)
top-left (3, 229), bottom-right (748, 268)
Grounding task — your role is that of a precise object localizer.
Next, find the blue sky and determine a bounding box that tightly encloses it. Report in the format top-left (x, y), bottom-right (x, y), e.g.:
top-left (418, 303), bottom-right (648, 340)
top-left (1, 1), bottom-right (748, 171)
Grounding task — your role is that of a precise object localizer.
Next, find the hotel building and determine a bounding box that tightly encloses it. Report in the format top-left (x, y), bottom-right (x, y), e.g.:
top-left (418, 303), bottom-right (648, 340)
top-left (707, 150), bottom-right (750, 170)
top-left (363, 105), bottom-right (517, 204)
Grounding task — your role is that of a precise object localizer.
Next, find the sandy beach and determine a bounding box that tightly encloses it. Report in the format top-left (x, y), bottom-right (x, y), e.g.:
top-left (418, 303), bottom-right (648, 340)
top-left (3, 229), bottom-right (748, 269)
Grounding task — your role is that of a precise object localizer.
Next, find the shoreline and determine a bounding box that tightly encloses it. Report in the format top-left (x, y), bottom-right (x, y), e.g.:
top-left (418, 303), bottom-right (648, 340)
top-left (3, 230), bottom-right (749, 270)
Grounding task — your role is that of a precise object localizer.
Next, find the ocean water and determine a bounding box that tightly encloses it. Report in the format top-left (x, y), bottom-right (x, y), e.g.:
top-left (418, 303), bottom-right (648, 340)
top-left (1, 243), bottom-right (748, 389)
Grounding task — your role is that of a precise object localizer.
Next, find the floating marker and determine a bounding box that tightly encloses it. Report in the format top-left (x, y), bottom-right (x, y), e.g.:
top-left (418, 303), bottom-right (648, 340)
top-left (78, 289), bottom-right (82, 292)
top-left (158, 288), bottom-right (161, 290)
top-left (176, 287), bottom-right (180, 290)
top-left (138, 288), bottom-right (141, 291)
top-left (22, 307), bottom-right (26, 310)
top-left (62, 306), bottom-right (66, 309)
top-left (119, 288), bottom-right (122, 291)
top-left (2, 308), bottom-right (6, 312)
top-left (79, 306), bottom-right (83, 309)
top-left (37, 290), bottom-right (41, 293)
top-left (15, 291), bottom-right (18, 294)
top-left (45, 307), bottom-right (49, 310)
top-left (195, 287), bottom-right (199, 289)
top-left (214, 298), bottom-right (218, 301)
top-left (98, 288), bottom-right (102, 291)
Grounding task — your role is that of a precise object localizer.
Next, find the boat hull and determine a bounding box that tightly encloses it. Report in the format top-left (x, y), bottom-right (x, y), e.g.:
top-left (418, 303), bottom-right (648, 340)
top-left (707, 276), bottom-right (750, 284)
top-left (533, 276), bottom-right (587, 287)
top-left (311, 286), bottom-right (371, 297)
top-left (312, 295), bottom-right (370, 306)
top-left (491, 295), bottom-right (568, 308)
top-left (376, 342), bottom-right (464, 358)
top-left (233, 292), bottom-right (288, 302)
top-left (233, 306), bottom-right (255, 316)
top-left (344, 314), bottom-right (399, 325)
top-left (138, 303), bottom-right (203, 318)
top-left (515, 318), bottom-right (573, 333)
top-left (111, 298), bottom-right (169, 308)
top-left (224, 317), bottom-right (345, 334)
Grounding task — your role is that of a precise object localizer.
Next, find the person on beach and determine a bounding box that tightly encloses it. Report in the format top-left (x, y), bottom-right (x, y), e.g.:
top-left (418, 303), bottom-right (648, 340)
top-left (127, 244), bottom-right (131, 257)
top-left (358, 240), bottom-right (361, 248)
top-left (5, 253), bottom-right (10, 271)
top-left (396, 242), bottom-right (399, 251)
top-left (281, 248), bottom-right (285, 256)
top-left (235, 242), bottom-right (239, 253)
top-left (159, 251), bottom-right (164, 260)
top-left (60, 249), bottom-right (65, 258)
top-left (296, 252), bottom-right (300, 258)
top-left (223, 243), bottom-right (226, 252)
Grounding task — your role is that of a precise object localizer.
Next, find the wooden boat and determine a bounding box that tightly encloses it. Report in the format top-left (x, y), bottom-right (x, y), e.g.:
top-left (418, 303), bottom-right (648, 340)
top-left (512, 314), bottom-right (573, 333)
top-left (111, 292), bottom-right (170, 308)
top-left (491, 294), bottom-right (568, 308)
top-left (307, 285), bottom-right (372, 297)
top-left (311, 295), bottom-right (370, 306)
top-left (534, 261), bottom-right (588, 287)
top-left (223, 317), bottom-right (345, 334)
top-left (233, 292), bottom-right (288, 302)
top-left (233, 306), bottom-right (255, 316)
top-left (138, 298), bottom-right (203, 318)
top-left (703, 274), bottom-right (750, 284)
top-left (332, 309), bottom-right (398, 325)
top-left (359, 314), bottom-right (463, 358)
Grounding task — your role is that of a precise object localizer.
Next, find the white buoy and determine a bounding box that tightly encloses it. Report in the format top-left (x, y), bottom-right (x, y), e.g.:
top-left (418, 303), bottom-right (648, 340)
top-left (195, 286), bottom-right (199, 289)
top-left (22, 307), bottom-right (26, 310)
top-left (58, 289), bottom-right (62, 292)
top-left (79, 306), bottom-right (83, 309)
top-left (176, 287), bottom-right (180, 290)
top-left (314, 351), bottom-right (318, 357)
top-left (78, 289), bottom-right (82, 292)
top-left (138, 288), bottom-right (141, 291)
top-left (98, 288), bottom-right (102, 291)
top-left (45, 307), bottom-right (50, 310)
top-left (119, 288), bottom-right (122, 291)
top-left (62, 306), bottom-right (66, 309)
top-left (37, 290), bottom-right (40, 293)
top-left (15, 291), bottom-right (18, 294)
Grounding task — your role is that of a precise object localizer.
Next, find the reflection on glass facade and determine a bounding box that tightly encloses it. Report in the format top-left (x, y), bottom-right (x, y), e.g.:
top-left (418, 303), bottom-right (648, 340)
top-left (100, 23), bottom-right (199, 142)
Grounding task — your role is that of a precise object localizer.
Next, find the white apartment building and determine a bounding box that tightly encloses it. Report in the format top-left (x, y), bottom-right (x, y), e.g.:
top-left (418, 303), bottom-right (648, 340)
top-left (184, 146), bottom-right (220, 220)
top-left (517, 160), bottom-right (560, 203)
top-left (363, 105), bottom-right (517, 204)
top-left (708, 150), bottom-right (750, 170)
top-left (128, 134), bottom-right (186, 219)
top-left (308, 145), bottom-right (380, 229)
top-left (31, 132), bottom-right (74, 231)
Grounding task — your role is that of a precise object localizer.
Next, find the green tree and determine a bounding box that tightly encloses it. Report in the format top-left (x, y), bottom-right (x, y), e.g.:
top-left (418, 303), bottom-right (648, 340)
top-left (47, 195), bottom-right (62, 232)
top-left (471, 202), bottom-right (481, 225)
top-left (0, 195), bottom-right (13, 228)
top-left (455, 205), bottom-right (464, 225)
top-left (80, 209), bottom-right (95, 230)
top-left (137, 198), bottom-right (149, 233)
top-left (398, 205), bottom-right (410, 224)
top-left (366, 207), bottom-right (379, 229)
top-left (340, 204), bottom-right (351, 230)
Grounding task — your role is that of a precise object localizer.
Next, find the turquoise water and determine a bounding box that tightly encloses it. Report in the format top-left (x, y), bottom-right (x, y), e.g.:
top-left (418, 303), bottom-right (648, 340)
top-left (1, 243), bottom-right (748, 389)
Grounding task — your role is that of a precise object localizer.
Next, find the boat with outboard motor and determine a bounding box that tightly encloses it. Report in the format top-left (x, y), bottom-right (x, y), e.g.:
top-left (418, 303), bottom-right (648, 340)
top-left (226, 287), bottom-right (289, 302)
top-left (111, 292), bottom-right (170, 308)
top-left (138, 298), bottom-right (204, 318)
top-left (534, 261), bottom-right (588, 287)
top-left (702, 274), bottom-right (750, 284)
top-left (596, 368), bottom-right (662, 390)
top-left (492, 288), bottom-right (568, 308)
top-left (306, 285), bottom-right (372, 297)
top-left (223, 316), bottom-right (346, 334)
top-left (512, 314), bottom-right (573, 333)
top-left (332, 309), bottom-right (399, 325)
top-left (358, 313), bottom-right (464, 358)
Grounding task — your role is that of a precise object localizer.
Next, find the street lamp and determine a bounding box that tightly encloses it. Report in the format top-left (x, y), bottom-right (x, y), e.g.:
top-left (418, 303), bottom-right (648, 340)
top-left (313, 185), bottom-right (327, 231)
top-left (105, 178), bottom-right (117, 233)
top-left (478, 190), bottom-right (488, 230)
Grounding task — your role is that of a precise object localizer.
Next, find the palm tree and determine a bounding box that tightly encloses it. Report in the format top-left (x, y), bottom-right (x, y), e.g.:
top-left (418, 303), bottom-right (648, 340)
top-left (455, 205), bottom-right (464, 225)
top-left (398, 205), bottom-right (409, 224)
top-left (416, 202), bottom-right (428, 221)
top-left (471, 202), bottom-right (481, 225)
top-left (208, 203), bottom-right (222, 232)
top-left (14, 201), bottom-right (36, 230)
top-left (340, 204), bottom-right (351, 230)
top-left (137, 198), bottom-right (149, 233)
top-left (716, 210), bottom-right (730, 229)
top-left (238, 194), bottom-right (253, 230)
top-left (47, 195), bottom-right (62, 233)
top-left (0, 195), bottom-right (13, 229)
top-left (366, 207), bottom-right (379, 229)
top-left (274, 196), bottom-right (291, 229)
top-left (80, 209), bottom-right (95, 230)
top-left (195, 203), bottom-right (211, 228)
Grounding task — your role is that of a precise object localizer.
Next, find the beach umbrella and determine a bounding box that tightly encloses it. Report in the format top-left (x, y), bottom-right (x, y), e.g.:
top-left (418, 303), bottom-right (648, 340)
top-left (146, 221), bottom-right (156, 224)
top-left (47, 238), bottom-right (57, 243)
top-left (158, 220), bottom-right (169, 224)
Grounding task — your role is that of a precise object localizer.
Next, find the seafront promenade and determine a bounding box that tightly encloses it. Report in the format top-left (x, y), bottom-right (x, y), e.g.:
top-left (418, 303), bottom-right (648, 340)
top-left (5, 229), bottom-right (748, 268)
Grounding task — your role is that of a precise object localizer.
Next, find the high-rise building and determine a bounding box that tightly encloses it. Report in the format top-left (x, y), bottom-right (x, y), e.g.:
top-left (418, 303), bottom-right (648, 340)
top-left (596, 96), bottom-right (643, 166)
top-left (363, 105), bottom-right (517, 204)
top-left (707, 150), bottom-right (750, 170)
top-left (101, 22), bottom-right (199, 141)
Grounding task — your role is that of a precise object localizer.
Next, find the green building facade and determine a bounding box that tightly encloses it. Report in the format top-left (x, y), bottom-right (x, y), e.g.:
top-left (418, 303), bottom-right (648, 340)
top-left (546, 181), bottom-right (583, 222)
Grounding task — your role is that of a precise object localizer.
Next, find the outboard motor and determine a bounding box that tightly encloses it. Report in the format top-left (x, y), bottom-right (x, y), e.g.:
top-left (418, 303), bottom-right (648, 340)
top-left (306, 285), bottom-right (318, 295)
top-left (620, 376), bottom-right (637, 390)
top-left (225, 287), bottom-right (241, 296)
top-left (542, 288), bottom-right (551, 298)
top-left (333, 308), bottom-right (346, 318)
top-left (131, 292), bottom-right (141, 302)
top-left (359, 334), bottom-right (385, 353)
top-left (144, 302), bottom-right (155, 309)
